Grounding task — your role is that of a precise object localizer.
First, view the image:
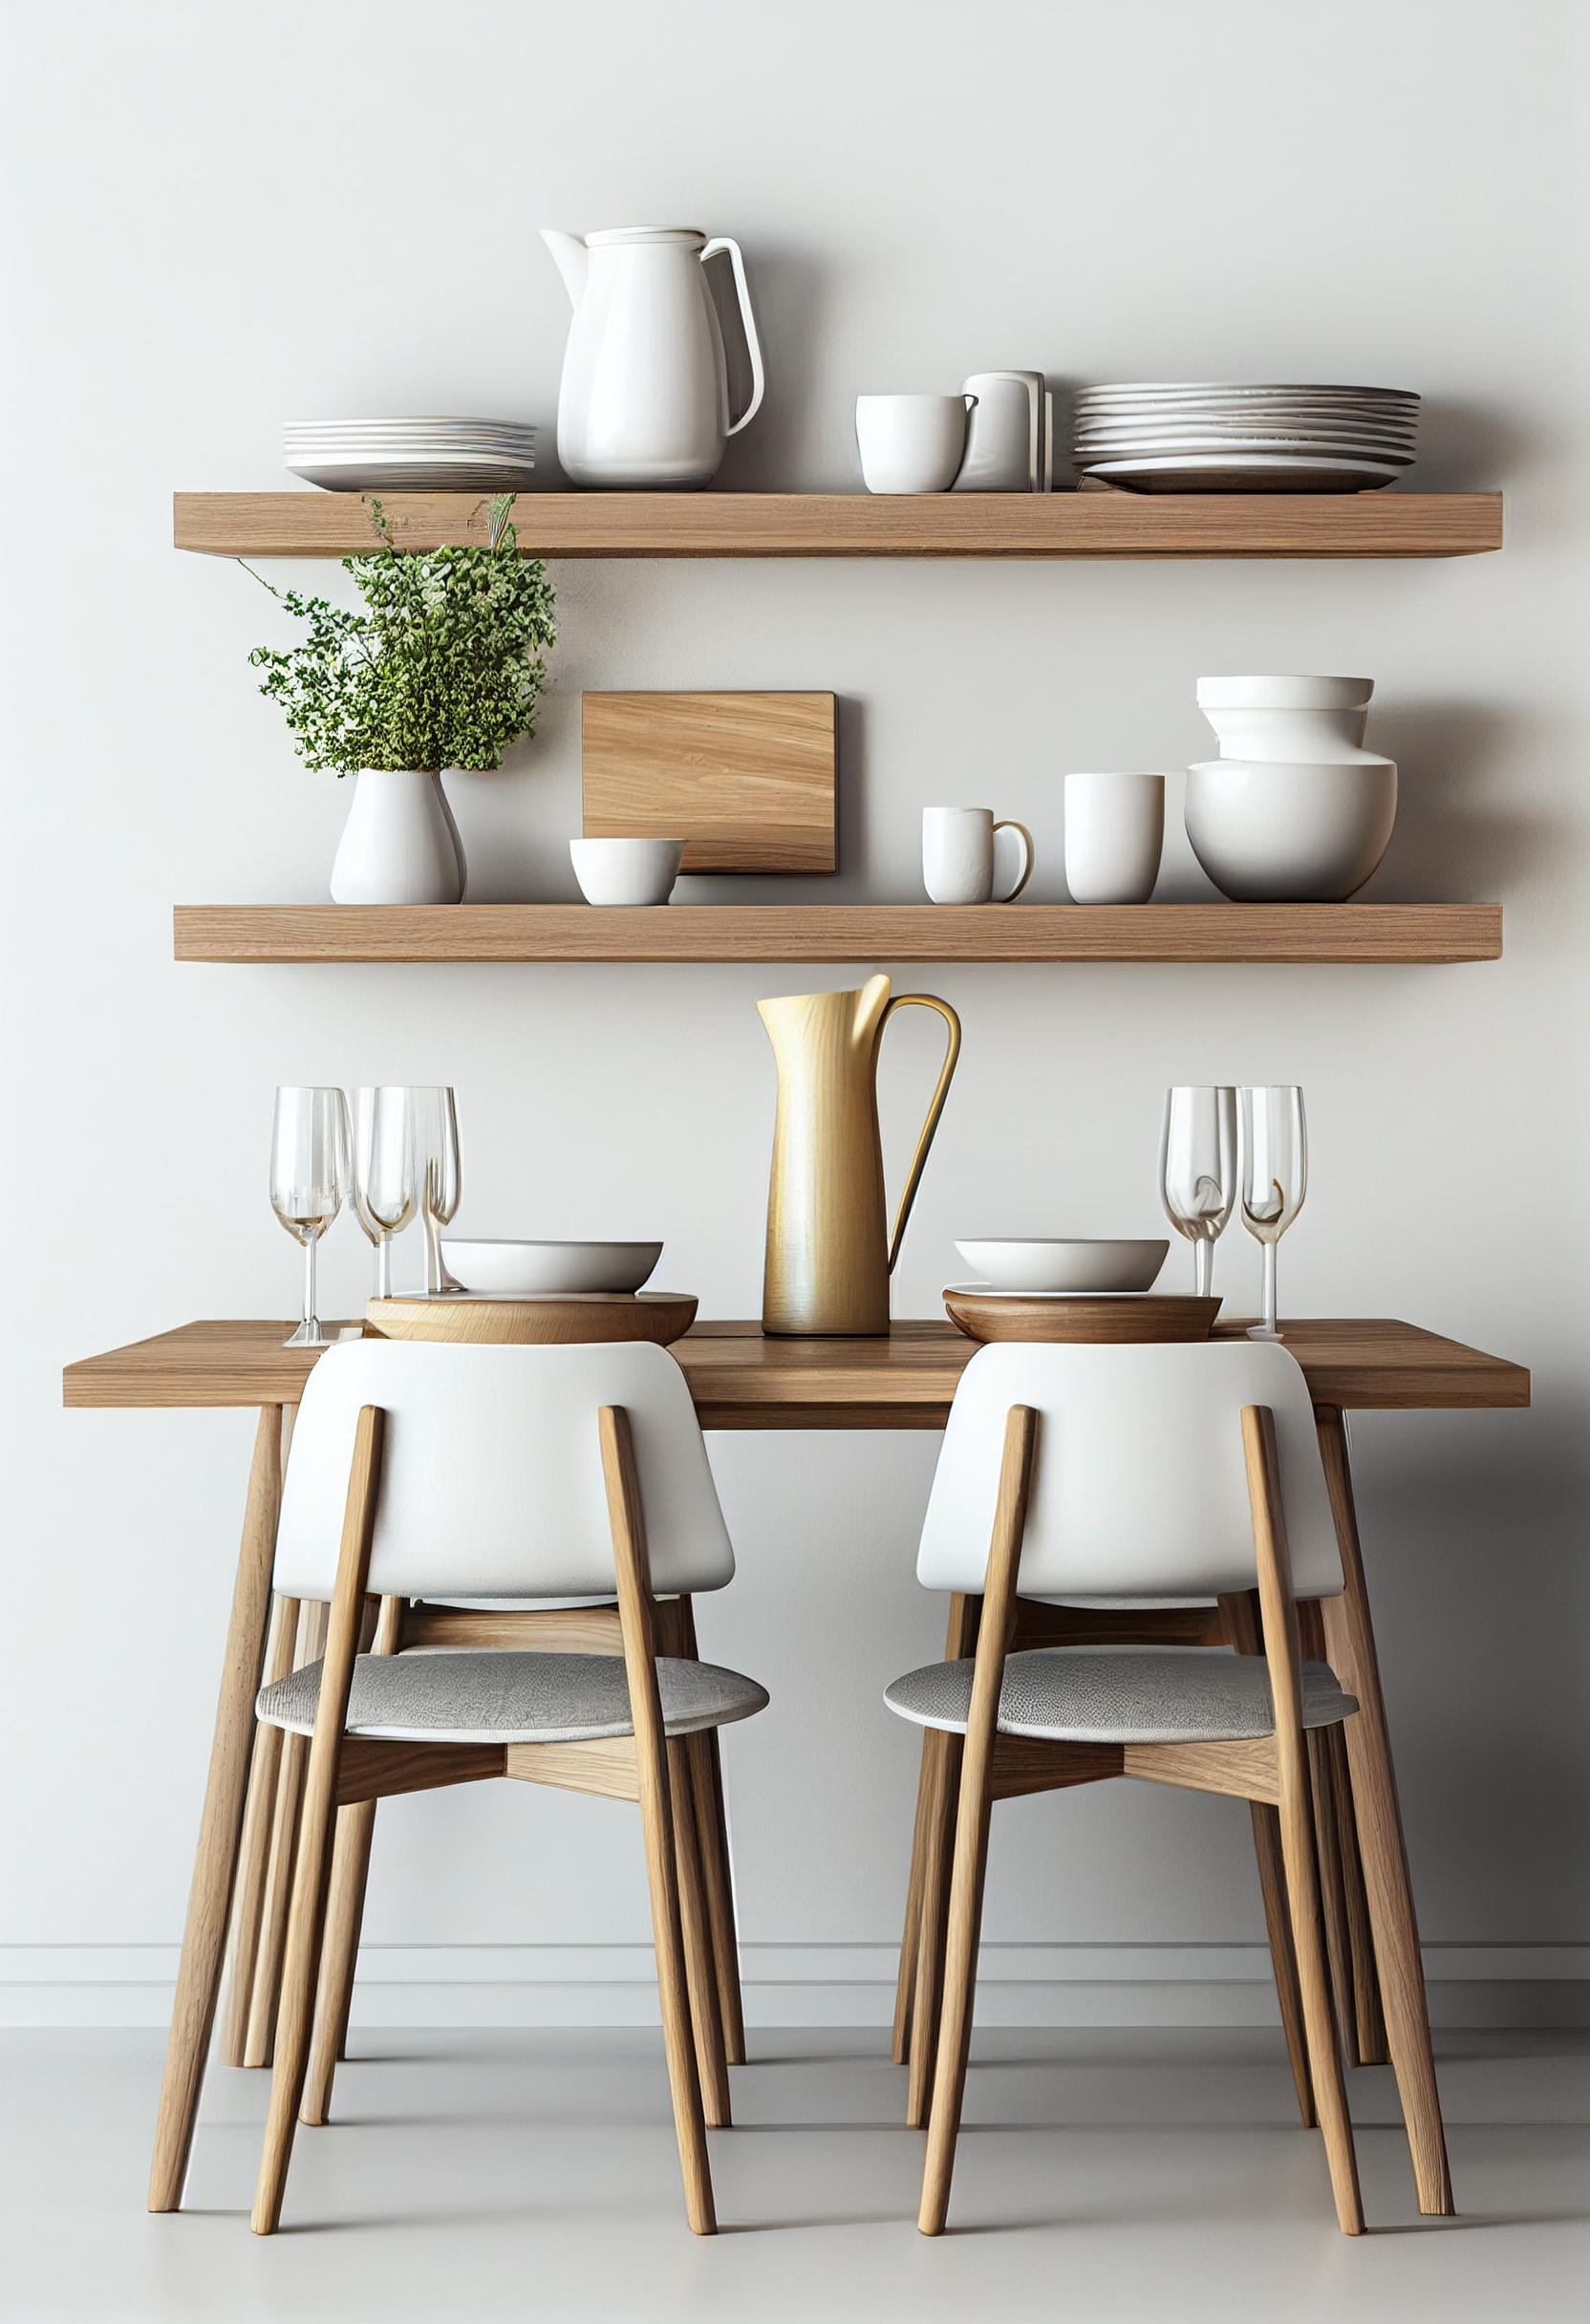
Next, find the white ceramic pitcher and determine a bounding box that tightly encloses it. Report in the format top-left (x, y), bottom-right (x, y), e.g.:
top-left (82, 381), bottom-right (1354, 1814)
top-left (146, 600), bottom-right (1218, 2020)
top-left (541, 226), bottom-right (765, 488)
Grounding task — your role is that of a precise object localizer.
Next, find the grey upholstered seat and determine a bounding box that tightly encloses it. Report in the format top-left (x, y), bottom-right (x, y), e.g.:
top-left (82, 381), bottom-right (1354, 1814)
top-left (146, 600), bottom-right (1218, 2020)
top-left (259, 1649), bottom-right (769, 1747)
top-left (884, 1645), bottom-right (1356, 1745)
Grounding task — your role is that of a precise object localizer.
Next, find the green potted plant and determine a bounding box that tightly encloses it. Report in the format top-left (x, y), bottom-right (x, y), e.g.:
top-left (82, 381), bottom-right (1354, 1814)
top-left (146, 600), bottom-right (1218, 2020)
top-left (248, 497), bottom-right (556, 902)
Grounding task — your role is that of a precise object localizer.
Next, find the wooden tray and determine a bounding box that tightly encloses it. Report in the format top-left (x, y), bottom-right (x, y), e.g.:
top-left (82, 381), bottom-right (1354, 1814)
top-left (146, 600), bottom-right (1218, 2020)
top-left (582, 690), bottom-right (837, 873)
top-left (365, 1292), bottom-right (698, 1346)
top-left (944, 1291), bottom-right (1222, 1345)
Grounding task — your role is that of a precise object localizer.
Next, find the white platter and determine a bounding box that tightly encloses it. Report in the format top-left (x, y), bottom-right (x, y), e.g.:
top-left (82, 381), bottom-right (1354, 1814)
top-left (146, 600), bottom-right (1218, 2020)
top-left (440, 1237), bottom-right (663, 1295)
top-left (1081, 454), bottom-right (1402, 492)
top-left (288, 462), bottom-right (537, 491)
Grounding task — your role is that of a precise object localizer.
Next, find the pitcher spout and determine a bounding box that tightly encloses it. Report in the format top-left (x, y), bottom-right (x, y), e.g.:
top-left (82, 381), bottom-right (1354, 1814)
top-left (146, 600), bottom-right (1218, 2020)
top-left (539, 229), bottom-right (589, 308)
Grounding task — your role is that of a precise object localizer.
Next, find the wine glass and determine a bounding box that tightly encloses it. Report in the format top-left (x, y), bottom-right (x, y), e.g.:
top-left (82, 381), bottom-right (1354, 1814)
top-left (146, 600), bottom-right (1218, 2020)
top-left (1159, 1087), bottom-right (1237, 1297)
top-left (270, 1087), bottom-right (351, 1347)
top-left (412, 1086), bottom-right (462, 1294)
top-left (353, 1087), bottom-right (418, 1299)
top-left (1239, 1086), bottom-right (1307, 1341)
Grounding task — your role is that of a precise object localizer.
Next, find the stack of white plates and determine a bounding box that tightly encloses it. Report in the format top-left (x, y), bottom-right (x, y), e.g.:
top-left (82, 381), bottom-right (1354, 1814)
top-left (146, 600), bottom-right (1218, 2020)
top-left (1073, 383), bottom-right (1418, 493)
top-left (284, 418), bottom-right (537, 492)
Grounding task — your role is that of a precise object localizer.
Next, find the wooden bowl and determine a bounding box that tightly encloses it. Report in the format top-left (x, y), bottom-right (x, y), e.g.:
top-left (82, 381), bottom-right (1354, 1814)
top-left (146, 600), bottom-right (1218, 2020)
top-left (943, 1290), bottom-right (1221, 1345)
top-left (365, 1291), bottom-right (698, 1347)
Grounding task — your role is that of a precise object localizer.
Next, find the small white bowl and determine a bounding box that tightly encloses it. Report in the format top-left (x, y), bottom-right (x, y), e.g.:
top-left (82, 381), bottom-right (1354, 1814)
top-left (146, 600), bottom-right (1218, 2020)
top-left (954, 1238), bottom-right (1169, 1293)
top-left (570, 837), bottom-right (685, 907)
top-left (440, 1238), bottom-right (663, 1295)
top-left (1195, 676), bottom-right (1373, 712)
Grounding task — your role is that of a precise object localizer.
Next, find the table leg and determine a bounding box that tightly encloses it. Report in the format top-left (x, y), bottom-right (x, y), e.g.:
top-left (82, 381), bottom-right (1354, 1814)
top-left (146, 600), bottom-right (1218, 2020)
top-left (1315, 1405), bottom-right (1454, 2216)
top-left (148, 1405), bottom-right (284, 2212)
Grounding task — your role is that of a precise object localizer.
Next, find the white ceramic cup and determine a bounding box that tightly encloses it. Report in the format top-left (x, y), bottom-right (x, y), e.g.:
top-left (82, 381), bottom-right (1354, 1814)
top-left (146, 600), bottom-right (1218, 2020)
top-left (570, 836), bottom-right (685, 906)
top-left (953, 372), bottom-right (1042, 491)
top-left (856, 395), bottom-right (977, 494)
top-left (1064, 773), bottom-right (1166, 904)
top-left (922, 807), bottom-right (1035, 905)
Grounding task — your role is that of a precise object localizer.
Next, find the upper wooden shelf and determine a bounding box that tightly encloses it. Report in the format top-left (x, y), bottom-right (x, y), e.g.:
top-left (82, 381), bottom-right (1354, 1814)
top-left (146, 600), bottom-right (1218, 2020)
top-left (173, 490), bottom-right (1503, 561)
top-left (173, 903), bottom-right (1502, 966)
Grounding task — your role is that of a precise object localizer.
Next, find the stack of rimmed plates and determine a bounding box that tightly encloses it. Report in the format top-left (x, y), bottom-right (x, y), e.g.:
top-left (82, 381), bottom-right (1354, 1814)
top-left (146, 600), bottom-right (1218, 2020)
top-left (284, 418), bottom-right (537, 492)
top-left (1073, 383), bottom-right (1418, 493)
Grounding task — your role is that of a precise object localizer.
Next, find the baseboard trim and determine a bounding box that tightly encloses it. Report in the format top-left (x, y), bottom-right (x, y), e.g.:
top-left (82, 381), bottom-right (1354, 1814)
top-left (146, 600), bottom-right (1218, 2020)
top-left (3, 1941), bottom-right (1584, 2030)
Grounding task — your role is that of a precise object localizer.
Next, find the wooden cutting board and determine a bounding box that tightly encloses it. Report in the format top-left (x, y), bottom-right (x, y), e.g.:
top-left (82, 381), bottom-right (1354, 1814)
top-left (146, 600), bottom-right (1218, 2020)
top-left (582, 691), bottom-right (837, 873)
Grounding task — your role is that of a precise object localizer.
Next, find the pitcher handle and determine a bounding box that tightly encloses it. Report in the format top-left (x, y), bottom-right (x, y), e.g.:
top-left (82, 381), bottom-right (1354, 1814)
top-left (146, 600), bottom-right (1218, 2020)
top-left (700, 236), bottom-right (766, 435)
top-left (880, 995), bottom-right (962, 1274)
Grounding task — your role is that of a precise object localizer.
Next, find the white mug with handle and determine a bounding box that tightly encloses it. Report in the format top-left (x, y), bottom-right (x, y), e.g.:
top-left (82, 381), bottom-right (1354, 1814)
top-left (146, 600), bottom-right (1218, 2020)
top-left (923, 807), bottom-right (1035, 904)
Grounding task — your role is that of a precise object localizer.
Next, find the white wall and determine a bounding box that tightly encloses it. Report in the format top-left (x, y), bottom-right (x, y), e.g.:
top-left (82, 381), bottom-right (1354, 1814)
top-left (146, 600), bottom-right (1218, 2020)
top-left (2, 0), bottom-right (1585, 2028)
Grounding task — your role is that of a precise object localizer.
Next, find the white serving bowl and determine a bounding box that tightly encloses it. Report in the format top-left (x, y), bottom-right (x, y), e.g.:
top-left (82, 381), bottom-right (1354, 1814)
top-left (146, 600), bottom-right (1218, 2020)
top-left (1184, 760), bottom-right (1397, 901)
top-left (570, 837), bottom-right (685, 907)
top-left (440, 1239), bottom-right (663, 1295)
top-left (955, 1237), bottom-right (1169, 1293)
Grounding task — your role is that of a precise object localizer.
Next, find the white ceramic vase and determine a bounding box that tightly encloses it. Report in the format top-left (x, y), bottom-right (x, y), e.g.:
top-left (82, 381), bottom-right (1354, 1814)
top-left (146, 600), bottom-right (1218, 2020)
top-left (329, 769), bottom-right (466, 905)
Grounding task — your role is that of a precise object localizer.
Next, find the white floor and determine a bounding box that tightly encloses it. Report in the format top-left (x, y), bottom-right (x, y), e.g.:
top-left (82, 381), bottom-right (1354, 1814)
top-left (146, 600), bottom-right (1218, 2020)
top-left (2, 2028), bottom-right (1585, 2323)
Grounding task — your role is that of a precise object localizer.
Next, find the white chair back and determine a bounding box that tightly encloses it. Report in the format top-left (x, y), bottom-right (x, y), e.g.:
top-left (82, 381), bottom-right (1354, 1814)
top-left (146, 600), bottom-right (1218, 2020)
top-left (916, 1341), bottom-right (1343, 1601)
top-left (273, 1339), bottom-right (735, 1603)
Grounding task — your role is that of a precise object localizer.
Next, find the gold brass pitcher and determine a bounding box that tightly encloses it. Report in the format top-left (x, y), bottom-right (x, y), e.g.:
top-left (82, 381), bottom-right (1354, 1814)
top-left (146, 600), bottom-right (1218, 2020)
top-left (758, 974), bottom-right (961, 1336)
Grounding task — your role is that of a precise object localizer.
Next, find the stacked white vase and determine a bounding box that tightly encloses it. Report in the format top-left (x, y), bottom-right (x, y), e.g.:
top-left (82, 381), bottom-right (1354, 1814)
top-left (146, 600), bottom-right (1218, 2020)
top-left (1185, 676), bottom-right (1397, 902)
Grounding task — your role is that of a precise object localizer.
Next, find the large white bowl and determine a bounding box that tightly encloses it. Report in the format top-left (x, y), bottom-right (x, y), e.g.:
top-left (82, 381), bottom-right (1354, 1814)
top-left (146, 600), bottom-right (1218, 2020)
top-left (954, 1237), bottom-right (1169, 1293)
top-left (440, 1239), bottom-right (663, 1295)
top-left (1185, 760), bottom-right (1397, 901)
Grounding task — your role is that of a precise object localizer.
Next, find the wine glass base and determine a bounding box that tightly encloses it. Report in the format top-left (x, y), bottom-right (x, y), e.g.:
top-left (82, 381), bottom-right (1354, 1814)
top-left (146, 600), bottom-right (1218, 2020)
top-left (283, 1320), bottom-right (334, 1348)
top-left (1245, 1324), bottom-right (1285, 1342)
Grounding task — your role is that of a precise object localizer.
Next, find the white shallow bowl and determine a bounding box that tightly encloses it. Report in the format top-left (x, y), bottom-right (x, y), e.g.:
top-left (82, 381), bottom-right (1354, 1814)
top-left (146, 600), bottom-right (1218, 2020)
top-left (1185, 761), bottom-right (1397, 901)
top-left (1197, 676), bottom-right (1373, 712)
top-left (570, 837), bottom-right (685, 906)
top-left (440, 1239), bottom-right (663, 1295)
top-left (954, 1238), bottom-right (1169, 1293)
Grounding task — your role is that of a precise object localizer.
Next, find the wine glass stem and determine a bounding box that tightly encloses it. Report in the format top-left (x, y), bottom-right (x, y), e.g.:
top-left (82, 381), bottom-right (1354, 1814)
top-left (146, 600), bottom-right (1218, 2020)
top-left (1261, 1240), bottom-right (1278, 1337)
top-left (376, 1233), bottom-right (393, 1300)
top-left (1194, 1238), bottom-right (1214, 1299)
top-left (304, 1234), bottom-right (319, 1334)
top-left (423, 1209), bottom-right (441, 1294)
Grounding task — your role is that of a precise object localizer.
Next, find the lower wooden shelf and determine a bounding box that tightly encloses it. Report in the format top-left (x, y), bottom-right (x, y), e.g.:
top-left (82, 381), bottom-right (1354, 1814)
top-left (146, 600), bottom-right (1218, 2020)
top-left (173, 902), bottom-right (1502, 965)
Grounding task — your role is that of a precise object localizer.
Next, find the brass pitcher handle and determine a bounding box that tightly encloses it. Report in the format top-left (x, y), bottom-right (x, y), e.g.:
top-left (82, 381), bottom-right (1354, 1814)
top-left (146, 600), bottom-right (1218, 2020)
top-left (881, 995), bottom-right (962, 1274)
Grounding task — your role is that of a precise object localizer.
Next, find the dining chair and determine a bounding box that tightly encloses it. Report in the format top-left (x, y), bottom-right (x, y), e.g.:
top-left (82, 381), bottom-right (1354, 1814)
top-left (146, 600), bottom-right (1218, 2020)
top-left (164, 1336), bottom-right (769, 2237)
top-left (884, 1339), bottom-right (1444, 2237)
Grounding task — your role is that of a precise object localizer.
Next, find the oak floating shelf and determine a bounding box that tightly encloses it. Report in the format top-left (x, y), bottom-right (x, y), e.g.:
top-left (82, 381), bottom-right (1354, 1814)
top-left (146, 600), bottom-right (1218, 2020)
top-left (173, 490), bottom-right (1502, 561)
top-left (173, 903), bottom-right (1502, 966)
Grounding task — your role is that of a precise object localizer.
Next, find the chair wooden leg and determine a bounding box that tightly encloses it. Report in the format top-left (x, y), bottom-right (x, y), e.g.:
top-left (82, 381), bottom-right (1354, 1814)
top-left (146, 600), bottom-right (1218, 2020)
top-left (1309, 1727), bottom-right (1361, 2071)
top-left (252, 1406), bottom-right (384, 2236)
top-left (602, 1409), bottom-right (715, 2235)
top-left (1316, 1407), bottom-right (1454, 2216)
top-left (917, 1742), bottom-right (997, 2235)
top-left (686, 1729), bottom-right (746, 2068)
top-left (1327, 1722), bottom-right (1387, 2066)
top-left (244, 1727), bottom-right (309, 2067)
top-left (1250, 1802), bottom-right (1316, 2127)
top-left (299, 1799), bottom-right (376, 2126)
top-left (1281, 1742), bottom-right (1364, 2234)
top-left (906, 1730), bottom-right (960, 2128)
top-left (918, 1409), bottom-right (1036, 2237)
top-left (670, 1737), bottom-right (731, 2126)
top-left (218, 1592), bottom-right (298, 2068)
top-left (1244, 1405), bottom-right (1363, 2237)
top-left (892, 1732), bottom-right (935, 2065)
top-left (148, 1406), bottom-right (285, 2213)
top-left (1221, 1589), bottom-right (1314, 2127)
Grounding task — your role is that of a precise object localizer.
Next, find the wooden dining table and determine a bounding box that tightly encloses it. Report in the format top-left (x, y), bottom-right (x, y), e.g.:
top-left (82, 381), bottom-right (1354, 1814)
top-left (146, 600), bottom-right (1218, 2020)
top-left (64, 1311), bottom-right (1527, 2216)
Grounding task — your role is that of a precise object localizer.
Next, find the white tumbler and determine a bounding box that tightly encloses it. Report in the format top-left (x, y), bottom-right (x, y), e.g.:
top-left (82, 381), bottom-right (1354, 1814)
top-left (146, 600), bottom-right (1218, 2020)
top-left (1064, 772), bottom-right (1166, 904)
